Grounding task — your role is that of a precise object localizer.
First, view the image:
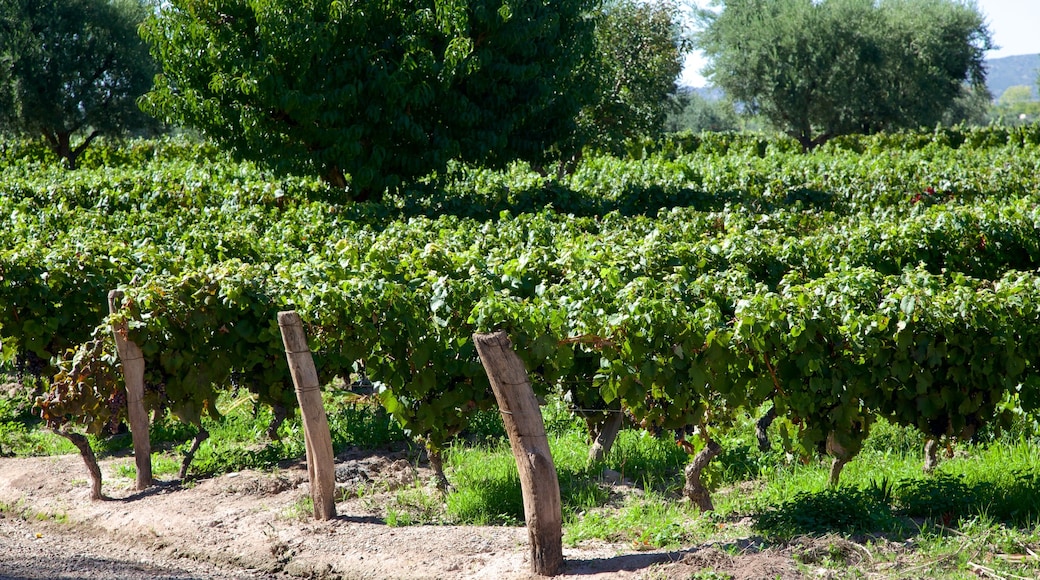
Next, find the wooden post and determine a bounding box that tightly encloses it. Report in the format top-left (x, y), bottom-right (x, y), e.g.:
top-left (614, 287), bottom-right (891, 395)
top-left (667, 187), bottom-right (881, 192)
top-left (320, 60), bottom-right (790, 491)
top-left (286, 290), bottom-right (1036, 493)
top-left (277, 311), bottom-right (336, 520)
top-left (108, 290), bottom-right (152, 491)
top-left (473, 331), bottom-right (562, 577)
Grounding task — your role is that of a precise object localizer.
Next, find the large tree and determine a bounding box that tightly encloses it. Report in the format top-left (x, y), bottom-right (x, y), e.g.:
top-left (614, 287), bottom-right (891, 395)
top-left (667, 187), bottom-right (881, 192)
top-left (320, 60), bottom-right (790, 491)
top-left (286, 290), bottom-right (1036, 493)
top-left (0, 0), bottom-right (157, 169)
top-left (141, 0), bottom-right (596, 201)
top-left (575, 0), bottom-right (689, 156)
top-left (695, 0), bottom-right (992, 150)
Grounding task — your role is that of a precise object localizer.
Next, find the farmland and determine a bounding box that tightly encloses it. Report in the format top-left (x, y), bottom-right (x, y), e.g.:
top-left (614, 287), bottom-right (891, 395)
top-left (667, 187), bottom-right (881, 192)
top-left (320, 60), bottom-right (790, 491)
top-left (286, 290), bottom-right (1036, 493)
top-left (3, 126), bottom-right (1040, 578)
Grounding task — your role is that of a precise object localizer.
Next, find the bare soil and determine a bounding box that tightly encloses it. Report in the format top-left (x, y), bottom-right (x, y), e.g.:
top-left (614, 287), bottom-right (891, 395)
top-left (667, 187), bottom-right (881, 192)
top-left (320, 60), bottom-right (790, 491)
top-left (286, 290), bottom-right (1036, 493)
top-left (0, 452), bottom-right (805, 580)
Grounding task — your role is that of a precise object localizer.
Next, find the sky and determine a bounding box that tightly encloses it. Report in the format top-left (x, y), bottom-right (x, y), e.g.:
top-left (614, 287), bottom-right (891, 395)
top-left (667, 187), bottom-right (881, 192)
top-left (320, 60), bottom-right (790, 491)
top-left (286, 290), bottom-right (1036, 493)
top-left (680, 0), bottom-right (1040, 87)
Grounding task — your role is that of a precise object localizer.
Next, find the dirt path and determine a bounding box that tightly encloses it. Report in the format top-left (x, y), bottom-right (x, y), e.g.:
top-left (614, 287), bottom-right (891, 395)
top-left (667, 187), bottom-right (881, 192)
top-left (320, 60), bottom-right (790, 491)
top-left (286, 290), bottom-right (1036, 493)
top-left (0, 454), bottom-right (802, 580)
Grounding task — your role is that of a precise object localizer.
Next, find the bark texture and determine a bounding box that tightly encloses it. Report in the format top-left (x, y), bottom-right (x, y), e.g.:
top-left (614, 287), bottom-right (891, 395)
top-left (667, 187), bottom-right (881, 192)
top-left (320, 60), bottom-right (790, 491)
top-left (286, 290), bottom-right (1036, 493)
top-left (683, 431), bottom-right (723, 512)
top-left (473, 331), bottom-right (562, 576)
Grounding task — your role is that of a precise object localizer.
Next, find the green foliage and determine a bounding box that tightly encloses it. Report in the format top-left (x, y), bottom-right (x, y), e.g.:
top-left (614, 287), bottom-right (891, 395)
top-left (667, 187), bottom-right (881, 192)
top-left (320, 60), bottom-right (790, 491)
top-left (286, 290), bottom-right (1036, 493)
top-left (444, 431), bottom-right (609, 525)
top-left (5, 128), bottom-right (1040, 498)
top-left (754, 487), bottom-right (898, 538)
top-left (695, 0), bottom-right (992, 149)
top-left (575, 0), bottom-right (689, 156)
top-left (0, 0), bottom-right (158, 168)
top-left (664, 90), bottom-right (740, 134)
top-left (141, 0), bottom-right (596, 200)
top-left (991, 85), bottom-right (1040, 125)
top-left (564, 494), bottom-right (699, 548)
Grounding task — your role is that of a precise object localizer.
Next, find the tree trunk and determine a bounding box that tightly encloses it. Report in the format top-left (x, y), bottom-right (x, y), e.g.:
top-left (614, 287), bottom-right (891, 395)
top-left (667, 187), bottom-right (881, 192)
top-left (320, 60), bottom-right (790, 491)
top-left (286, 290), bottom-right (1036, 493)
top-left (587, 410), bottom-right (623, 465)
top-left (44, 129), bottom-right (100, 170)
top-left (179, 427), bottom-right (209, 481)
top-left (473, 331), bottom-right (563, 577)
top-left (923, 438), bottom-right (939, 474)
top-left (322, 165), bottom-right (348, 188)
top-left (755, 405), bottom-right (777, 453)
top-left (265, 404), bottom-right (288, 441)
top-left (826, 431), bottom-right (850, 487)
top-left (683, 430), bottom-right (722, 512)
top-left (57, 430), bottom-right (103, 501)
top-left (427, 447), bottom-right (450, 492)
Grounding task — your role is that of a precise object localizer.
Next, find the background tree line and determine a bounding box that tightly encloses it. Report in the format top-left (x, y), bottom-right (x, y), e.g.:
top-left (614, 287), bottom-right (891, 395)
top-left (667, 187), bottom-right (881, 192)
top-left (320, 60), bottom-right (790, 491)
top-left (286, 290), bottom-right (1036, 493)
top-left (1, 0), bottom-right (1035, 198)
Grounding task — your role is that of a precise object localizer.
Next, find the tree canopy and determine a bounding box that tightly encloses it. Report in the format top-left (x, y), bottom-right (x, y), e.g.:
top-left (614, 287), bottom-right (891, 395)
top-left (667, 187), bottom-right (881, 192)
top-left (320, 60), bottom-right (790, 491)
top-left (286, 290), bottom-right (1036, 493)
top-left (0, 0), bottom-right (157, 169)
top-left (141, 0), bottom-right (596, 201)
top-left (575, 0), bottom-right (689, 156)
top-left (695, 0), bottom-right (992, 150)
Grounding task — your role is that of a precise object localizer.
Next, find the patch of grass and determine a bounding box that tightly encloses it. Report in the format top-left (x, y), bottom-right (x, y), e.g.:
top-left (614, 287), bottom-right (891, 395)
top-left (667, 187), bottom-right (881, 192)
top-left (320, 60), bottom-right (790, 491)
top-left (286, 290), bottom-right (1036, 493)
top-left (2, 428), bottom-right (76, 456)
top-left (459, 408), bottom-right (506, 444)
top-left (189, 439), bottom-right (302, 478)
top-left (0, 381), bottom-right (76, 456)
top-left (113, 453), bottom-right (181, 480)
top-left (753, 486), bottom-right (901, 539)
top-left (445, 446), bottom-right (523, 525)
top-left (564, 493), bottom-right (702, 549)
top-left (384, 484), bottom-right (444, 526)
top-left (907, 516), bottom-right (1040, 579)
top-left (860, 417), bottom-right (925, 457)
top-left (601, 429), bottom-right (688, 492)
top-left (283, 495), bottom-right (314, 521)
top-left (749, 420), bottom-right (1040, 542)
top-left (0, 499), bottom-right (68, 524)
top-left (689, 572), bottom-right (734, 580)
top-left (444, 431), bottom-right (613, 526)
top-left (180, 392), bottom-right (302, 478)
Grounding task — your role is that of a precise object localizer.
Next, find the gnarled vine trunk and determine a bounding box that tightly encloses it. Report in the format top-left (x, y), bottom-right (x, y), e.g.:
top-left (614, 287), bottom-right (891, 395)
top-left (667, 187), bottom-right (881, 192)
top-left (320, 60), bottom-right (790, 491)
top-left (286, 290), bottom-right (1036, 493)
top-left (923, 438), bottom-right (939, 474)
top-left (179, 427), bottom-right (210, 480)
top-left (755, 405), bottom-right (777, 453)
top-left (826, 431), bottom-right (851, 487)
top-left (683, 430), bottom-right (722, 512)
top-left (428, 448), bottom-right (450, 492)
top-left (57, 429), bottom-right (103, 501)
top-left (586, 410), bottom-right (624, 465)
top-left (265, 404), bottom-right (288, 441)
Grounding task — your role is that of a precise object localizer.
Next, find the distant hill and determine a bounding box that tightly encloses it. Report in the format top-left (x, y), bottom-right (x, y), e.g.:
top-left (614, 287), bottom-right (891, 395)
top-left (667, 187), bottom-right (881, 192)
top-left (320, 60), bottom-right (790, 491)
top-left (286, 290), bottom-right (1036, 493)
top-left (985, 54), bottom-right (1039, 101)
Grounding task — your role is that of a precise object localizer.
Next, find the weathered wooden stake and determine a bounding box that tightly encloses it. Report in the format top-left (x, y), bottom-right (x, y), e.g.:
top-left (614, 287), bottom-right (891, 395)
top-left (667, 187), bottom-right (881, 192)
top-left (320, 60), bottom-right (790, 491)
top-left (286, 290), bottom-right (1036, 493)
top-left (277, 311), bottom-right (336, 520)
top-left (108, 290), bottom-right (152, 491)
top-left (473, 331), bottom-right (562, 577)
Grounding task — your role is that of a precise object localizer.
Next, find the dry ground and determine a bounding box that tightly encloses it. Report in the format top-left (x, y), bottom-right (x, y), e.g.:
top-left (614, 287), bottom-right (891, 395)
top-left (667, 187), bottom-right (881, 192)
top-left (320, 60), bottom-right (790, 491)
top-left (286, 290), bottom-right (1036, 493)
top-left (0, 452), bottom-right (805, 580)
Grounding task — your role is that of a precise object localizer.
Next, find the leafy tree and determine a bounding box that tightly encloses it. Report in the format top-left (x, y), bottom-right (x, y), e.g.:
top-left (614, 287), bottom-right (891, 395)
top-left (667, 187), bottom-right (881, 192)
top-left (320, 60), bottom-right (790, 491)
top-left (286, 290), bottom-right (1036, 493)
top-left (664, 88), bottom-right (740, 133)
top-left (0, 0), bottom-right (157, 169)
top-left (695, 0), bottom-right (992, 150)
top-left (141, 0), bottom-right (596, 202)
top-left (575, 0), bottom-right (689, 156)
top-left (941, 84), bottom-right (991, 127)
top-left (991, 84), bottom-right (1040, 125)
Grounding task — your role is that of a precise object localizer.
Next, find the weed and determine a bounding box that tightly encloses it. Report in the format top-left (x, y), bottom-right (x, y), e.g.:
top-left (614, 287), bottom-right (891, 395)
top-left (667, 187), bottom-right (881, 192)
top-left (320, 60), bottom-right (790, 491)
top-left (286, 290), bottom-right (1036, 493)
top-left (894, 473), bottom-right (972, 522)
top-left (754, 487), bottom-right (900, 539)
top-left (283, 495), bottom-right (314, 521)
top-left (564, 493), bottom-right (698, 548)
top-left (383, 483), bottom-right (444, 526)
top-left (114, 454), bottom-right (181, 479)
top-left (0, 500), bottom-right (67, 524)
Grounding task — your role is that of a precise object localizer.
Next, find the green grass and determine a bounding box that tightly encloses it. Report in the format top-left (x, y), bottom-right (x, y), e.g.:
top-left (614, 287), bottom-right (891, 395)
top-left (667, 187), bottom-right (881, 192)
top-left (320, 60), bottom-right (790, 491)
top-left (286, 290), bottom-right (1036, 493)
top-left (0, 499), bottom-right (69, 524)
top-left (114, 453), bottom-right (181, 480)
top-left (564, 493), bottom-right (709, 548)
top-left (0, 378), bottom-right (76, 456)
top-left (443, 431), bottom-right (610, 526)
top-left (178, 389), bottom-right (408, 479)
